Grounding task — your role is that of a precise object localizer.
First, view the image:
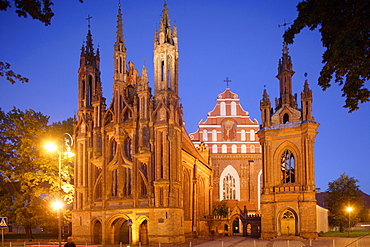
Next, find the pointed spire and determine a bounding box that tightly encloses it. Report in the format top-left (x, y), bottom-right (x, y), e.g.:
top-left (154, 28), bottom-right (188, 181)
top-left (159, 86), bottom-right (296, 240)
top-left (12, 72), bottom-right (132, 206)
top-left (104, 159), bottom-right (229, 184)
top-left (115, 1), bottom-right (126, 49)
top-left (278, 41), bottom-right (293, 73)
top-left (156, 0), bottom-right (175, 45)
top-left (261, 89), bottom-right (271, 106)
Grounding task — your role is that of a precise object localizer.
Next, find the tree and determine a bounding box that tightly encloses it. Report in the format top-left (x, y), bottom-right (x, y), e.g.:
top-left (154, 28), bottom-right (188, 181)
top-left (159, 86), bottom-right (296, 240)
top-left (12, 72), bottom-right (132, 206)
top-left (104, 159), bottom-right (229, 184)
top-left (1, 0), bottom-right (83, 84)
top-left (284, 0), bottom-right (370, 112)
top-left (324, 173), bottom-right (364, 232)
top-left (0, 108), bottom-right (74, 238)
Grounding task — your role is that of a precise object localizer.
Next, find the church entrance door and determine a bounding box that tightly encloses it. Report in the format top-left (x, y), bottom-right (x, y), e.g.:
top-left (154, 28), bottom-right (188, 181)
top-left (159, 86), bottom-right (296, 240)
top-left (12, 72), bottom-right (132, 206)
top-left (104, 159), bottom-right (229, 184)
top-left (280, 210), bottom-right (296, 236)
top-left (93, 221), bottom-right (102, 244)
top-left (112, 218), bottom-right (129, 244)
top-left (139, 220), bottom-right (148, 245)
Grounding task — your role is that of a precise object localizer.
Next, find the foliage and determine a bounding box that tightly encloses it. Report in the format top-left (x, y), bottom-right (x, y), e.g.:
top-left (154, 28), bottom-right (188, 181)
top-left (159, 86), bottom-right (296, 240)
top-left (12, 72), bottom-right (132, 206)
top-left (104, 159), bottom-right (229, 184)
top-left (0, 0), bottom-right (83, 26)
top-left (324, 173), bottom-right (364, 232)
top-left (284, 0), bottom-right (370, 112)
top-left (0, 108), bottom-right (74, 238)
top-left (212, 201), bottom-right (229, 218)
top-left (318, 230), bottom-right (370, 238)
top-left (0, 62), bottom-right (29, 84)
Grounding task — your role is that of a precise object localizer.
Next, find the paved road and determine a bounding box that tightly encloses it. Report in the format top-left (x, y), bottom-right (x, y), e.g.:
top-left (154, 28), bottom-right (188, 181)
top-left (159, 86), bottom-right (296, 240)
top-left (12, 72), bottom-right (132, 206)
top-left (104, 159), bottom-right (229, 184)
top-left (5, 235), bottom-right (370, 247)
top-left (173, 235), bottom-right (370, 247)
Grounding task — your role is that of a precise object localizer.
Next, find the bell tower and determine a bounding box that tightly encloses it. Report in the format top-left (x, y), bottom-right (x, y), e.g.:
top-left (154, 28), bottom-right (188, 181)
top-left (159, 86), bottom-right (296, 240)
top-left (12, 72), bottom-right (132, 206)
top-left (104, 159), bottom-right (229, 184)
top-left (258, 42), bottom-right (319, 239)
top-left (149, 1), bottom-right (184, 244)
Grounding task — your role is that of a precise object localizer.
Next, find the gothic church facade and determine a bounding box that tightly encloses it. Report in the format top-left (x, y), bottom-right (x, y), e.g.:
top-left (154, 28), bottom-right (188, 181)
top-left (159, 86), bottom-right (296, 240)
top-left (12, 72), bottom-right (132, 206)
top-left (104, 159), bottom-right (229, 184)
top-left (72, 2), bottom-right (321, 244)
top-left (72, 3), bottom-right (212, 245)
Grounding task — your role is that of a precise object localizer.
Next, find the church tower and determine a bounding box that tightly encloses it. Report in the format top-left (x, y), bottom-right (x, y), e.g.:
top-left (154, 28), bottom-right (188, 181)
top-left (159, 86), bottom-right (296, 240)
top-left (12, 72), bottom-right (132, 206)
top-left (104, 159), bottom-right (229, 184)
top-left (150, 1), bottom-right (184, 243)
top-left (257, 43), bottom-right (319, 239)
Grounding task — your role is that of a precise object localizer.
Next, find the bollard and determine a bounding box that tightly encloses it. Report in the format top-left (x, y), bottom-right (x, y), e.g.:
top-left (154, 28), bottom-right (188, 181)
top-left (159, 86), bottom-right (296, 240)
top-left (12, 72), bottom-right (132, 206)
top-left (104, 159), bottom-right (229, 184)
top-left (189, 242), bottom-right (192, 247)
top-left (287, 240), bottom-right (290, 247)
top-left (332, 239), bottom-right (335, 247)
top-left (159, 242), bottom-right (161, 247)
top-left (24, 242), bottom-right (26, 247)
top-left (139, 242), bottom-right (141, 247)
top-left (221, 241), bottom-right (223, 247)
top-left (120, 242), bottom-right (122, 247)
top-left (254, 240), bottom-right (256, 247)
top-left (38, 242), bottom-right (40, 247)
top-left (10, 242), bottom-right (12, 247)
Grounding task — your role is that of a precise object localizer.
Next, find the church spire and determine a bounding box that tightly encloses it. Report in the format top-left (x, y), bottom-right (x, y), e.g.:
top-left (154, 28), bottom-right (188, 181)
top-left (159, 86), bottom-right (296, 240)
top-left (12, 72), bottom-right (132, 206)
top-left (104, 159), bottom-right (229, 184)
top-left (114, 2), bottom-right (127, 83)
top-left (80, 16), bottom-right (99, 67)
top-left (276, 41), bottom-right (296, 109)
top-left (153, 1), bottom-right (179, 95)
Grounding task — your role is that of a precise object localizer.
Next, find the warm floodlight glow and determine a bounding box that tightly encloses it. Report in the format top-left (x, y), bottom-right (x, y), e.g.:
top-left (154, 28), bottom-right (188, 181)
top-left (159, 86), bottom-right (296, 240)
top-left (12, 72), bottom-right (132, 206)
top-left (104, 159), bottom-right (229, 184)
top-left (45, 142), bottom-right (58, 152)
top-left (347, 206), bottom-right (353, 212)
top-left (53, 201), bottom-right (63, 210)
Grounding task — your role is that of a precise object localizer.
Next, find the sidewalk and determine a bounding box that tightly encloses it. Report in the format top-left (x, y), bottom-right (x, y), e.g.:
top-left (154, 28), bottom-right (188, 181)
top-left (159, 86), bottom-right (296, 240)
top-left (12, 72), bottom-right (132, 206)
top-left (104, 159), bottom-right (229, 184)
top-left (4, 235), bottom-right (370, 247)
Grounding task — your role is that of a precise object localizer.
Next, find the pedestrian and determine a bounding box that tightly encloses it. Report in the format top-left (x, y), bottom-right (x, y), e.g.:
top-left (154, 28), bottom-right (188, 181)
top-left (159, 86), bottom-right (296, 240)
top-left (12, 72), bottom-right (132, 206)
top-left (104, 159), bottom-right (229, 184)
top-left (64, 237), bottom-right (76, 247)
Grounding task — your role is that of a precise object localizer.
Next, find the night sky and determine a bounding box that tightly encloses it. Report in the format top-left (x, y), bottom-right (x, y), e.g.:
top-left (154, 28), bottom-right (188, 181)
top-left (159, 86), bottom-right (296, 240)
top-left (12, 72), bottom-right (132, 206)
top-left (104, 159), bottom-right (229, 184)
top-left (1, 0), bottom-right (369, 194)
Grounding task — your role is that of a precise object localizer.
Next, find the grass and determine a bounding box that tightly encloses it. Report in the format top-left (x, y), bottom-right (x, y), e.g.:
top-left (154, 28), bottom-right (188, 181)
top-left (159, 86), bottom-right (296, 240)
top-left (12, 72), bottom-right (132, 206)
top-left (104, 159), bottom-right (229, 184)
top-left (319, 230), bottom-right (370, 237)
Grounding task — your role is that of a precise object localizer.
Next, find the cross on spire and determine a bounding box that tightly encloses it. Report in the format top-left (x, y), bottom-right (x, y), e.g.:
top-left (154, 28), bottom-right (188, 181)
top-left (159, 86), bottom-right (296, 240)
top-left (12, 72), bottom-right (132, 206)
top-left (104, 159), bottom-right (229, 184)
top-left (278, 19), bottom-right (291, 31)
top-left (86, 15), bottom-right (93, 29)
top-left (224, 77), bottom-right (232, 88)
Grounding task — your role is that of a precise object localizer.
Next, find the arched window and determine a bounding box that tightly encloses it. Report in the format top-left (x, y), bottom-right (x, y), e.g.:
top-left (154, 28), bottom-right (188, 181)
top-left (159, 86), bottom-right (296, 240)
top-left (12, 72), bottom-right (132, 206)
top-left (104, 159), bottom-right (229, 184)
top-left (220, 165), bottom-right (240, 200)
top-left (202, 129), bottom-right (208, 141)
top-left (241, 144), bottom-right (247, 153)
top-left (250, 145), bottom-right (255, 153)
top-left (241, 129), bottom-right (246, 141)
top-left (140, 163), bottom-right (147, 197)
top-left (111, 168), bottom-right (119, 197)
top-left (212, 129), bottom-right (217, 141)
top-left (283, 113), bottom-right (290, 124)
top-left (231, 144), bottom-right (237, 153)
top-left (124, 137), bottom-right (132, 161)
top-left (250, 129), bottom-right (255, 141)
top-left (220, 102), bottom-right (226, 116)
top-left (123, 167), bottom-right (132, 197)
top-left (212, 144), bottom-right (218, 153)
top-left (223, 173), bottom-right (236, 200)
top-left (281, 150), bottom-right (295, 183)
top-left (231, 102), bottom-right (237, 116)
top-left (110, 138), bottom-right (117, 162)
top-left (222, 144), bottom-right (227, 153)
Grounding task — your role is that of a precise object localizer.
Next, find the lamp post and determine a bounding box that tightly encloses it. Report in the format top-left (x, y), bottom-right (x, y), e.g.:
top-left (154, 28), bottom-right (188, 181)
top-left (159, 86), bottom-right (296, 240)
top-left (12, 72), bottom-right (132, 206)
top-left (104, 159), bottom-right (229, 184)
top-left (346, 206), bottom-right (353, 237)
top-left (45, 133), bottom-right (74, 247)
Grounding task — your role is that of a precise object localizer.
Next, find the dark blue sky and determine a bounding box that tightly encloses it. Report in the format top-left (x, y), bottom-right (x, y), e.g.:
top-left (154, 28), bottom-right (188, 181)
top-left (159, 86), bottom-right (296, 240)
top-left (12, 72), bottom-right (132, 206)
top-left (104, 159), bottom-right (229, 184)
top-left (1, 0), bottom-right (369, 193)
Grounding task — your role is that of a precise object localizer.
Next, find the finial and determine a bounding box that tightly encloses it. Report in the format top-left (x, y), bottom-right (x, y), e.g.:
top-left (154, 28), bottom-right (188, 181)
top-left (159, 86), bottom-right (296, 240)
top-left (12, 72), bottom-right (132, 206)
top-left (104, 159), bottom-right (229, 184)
top-left (278, 19), bottom-right (291, 31)
top-left (304, 72), bottom-right (308, 78)
top-left (224, 77), bottom-right (232, 88)
top-left (118, 0), bottom-right (121, 9)
top-left (86, 14), bottom-right (92, 29)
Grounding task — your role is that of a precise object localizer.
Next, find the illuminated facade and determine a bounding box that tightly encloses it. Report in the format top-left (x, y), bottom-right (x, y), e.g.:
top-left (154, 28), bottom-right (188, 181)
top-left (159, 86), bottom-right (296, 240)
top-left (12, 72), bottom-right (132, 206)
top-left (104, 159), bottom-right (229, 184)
top-left (258, 43), bottom-right (319, 239)
top-left (72, 3), bottom-right (212, 245)
top-left (190, 88), bottom-right (262, 235)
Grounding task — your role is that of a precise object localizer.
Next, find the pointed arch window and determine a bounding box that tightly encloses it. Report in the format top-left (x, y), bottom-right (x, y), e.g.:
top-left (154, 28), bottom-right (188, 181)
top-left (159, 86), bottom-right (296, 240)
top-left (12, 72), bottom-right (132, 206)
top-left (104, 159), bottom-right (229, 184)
top-left (111, 168), bottom-right (119, 197)
top-left (281, 150), bottom-right (295, 183)
top-left (283, 113), bottom-right (290, 124)
top-left (223, 173), bottom-right (236, 200)
top-left (110, 138), bottom-right (117, 162)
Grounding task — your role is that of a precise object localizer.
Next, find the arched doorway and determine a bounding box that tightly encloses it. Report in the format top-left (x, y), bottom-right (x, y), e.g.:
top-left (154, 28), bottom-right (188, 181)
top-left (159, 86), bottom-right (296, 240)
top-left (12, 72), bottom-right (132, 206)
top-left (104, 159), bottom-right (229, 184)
top-left (280, 209), bottom-right (297, 236)
top-left (139, 220), bottom-right (148, 245)
top-left (112, 218), bottom-right (129, 244)
top-left (232, 218), bottom-right (240, 234)
top-left (93, 221), bottom-right (102, 244)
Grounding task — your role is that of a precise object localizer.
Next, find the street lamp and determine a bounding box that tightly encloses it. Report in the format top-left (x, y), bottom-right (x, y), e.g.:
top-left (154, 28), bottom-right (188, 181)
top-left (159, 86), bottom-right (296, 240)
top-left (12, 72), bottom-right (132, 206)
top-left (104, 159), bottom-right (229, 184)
top-left (45, 133), bottom-right (74, 247)
top-left (346, 206), bottom-right (353, 237)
